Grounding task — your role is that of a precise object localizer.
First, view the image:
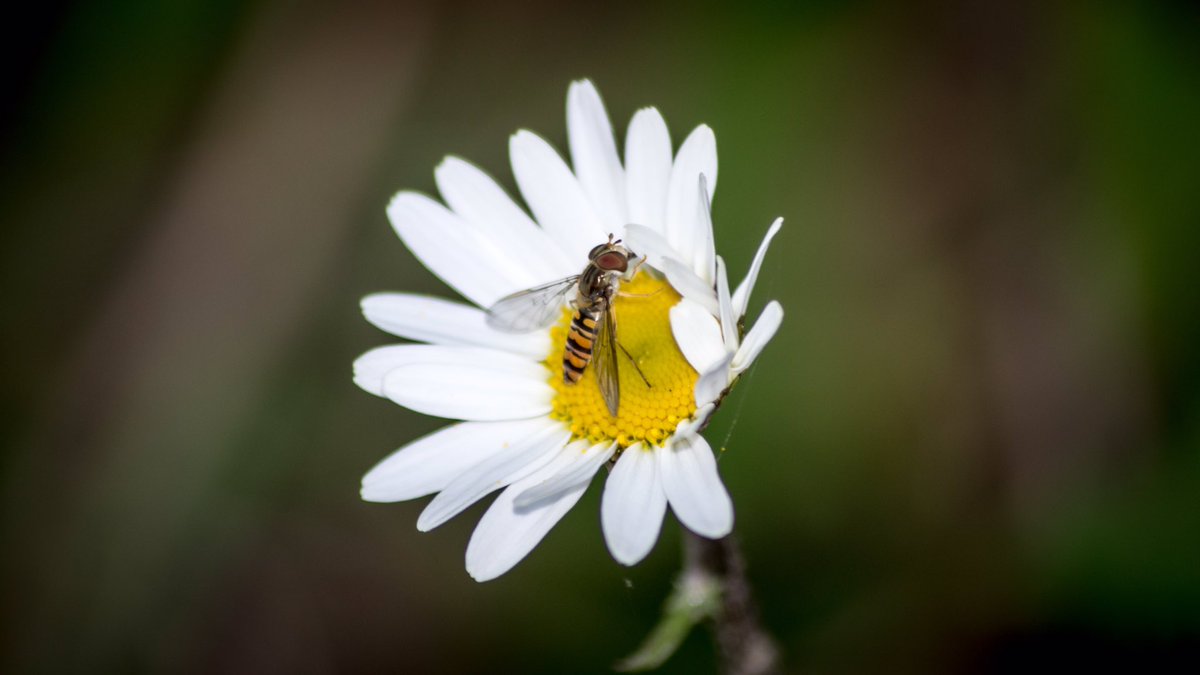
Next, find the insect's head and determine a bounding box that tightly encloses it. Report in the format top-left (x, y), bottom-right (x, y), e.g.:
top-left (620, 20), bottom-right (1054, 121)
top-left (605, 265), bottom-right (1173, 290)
top-left (589, 234), bottom-right (635, 273)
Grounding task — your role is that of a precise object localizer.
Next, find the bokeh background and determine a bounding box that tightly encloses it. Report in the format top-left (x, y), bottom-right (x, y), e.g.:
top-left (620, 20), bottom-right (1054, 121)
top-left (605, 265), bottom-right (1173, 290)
top-left (3, 1), bottom-right (1199, 673)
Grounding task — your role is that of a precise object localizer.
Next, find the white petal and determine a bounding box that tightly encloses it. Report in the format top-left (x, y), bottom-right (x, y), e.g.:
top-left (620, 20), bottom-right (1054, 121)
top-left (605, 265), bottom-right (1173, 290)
top-left (435, 157), bottom-right (576, 283)
top-left (732, 300), bottom-right (783, 376)
top-left (361, 418), bottom-right (551, 502)
top-left (379, 346), bottom-right (552, 421)
top-left (514, 441), bottom-right (614, 508)
top-left (715, 257), bottom-right (737, 348)
top-left (624, 108), bottom-right (672, 234)
top-left (466, 446), bottom-right (598, 582)
top-left (601, 444), bottom-right (668, 565)
top-left (567, 80), bottom-right (626, 230)
top-left (622, 223), bottom-right (682, 273)
top-left (353, 345), bottom-right (410, 396)
top-left (664, 125), bottom-right (718, 284)
top-left (361, 293), bottom-right (549, 358)
top-left (694, 352), bottom-right (734, 407)
top-left (732, 218), bottom-right (783, 318)
top-left (417, 423), bottom-right (569, 531)
top-left (658, 435), bottom-right (733, 539)
top-left (660, 256), bottom-right (719, 316)
top-left (693, 174), bottom-right (717, 290)
top-left (510, 130), bottom-right (608, 263)
top-left (387, 192), bottom-right (530, 308)
top-left (355, 344), bottom-right (540, 397)
top-left (670, 298), bottom-right (728, 373)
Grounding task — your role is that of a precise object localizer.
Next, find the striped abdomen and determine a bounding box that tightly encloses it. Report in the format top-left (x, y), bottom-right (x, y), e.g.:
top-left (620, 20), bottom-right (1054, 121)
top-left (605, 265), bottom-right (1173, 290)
top-left (562, 305), bottom-right (600, 384)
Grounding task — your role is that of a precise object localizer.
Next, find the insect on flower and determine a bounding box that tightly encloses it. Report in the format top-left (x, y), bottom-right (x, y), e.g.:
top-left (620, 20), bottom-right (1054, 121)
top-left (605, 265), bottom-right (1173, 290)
top-left (355, 79), bottom-right (785, 581)
top-left (486, 234), bottom-right (650, 417)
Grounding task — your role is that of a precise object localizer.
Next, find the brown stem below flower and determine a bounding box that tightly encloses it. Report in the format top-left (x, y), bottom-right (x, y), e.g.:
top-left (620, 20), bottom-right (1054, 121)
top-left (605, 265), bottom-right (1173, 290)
top-left (615, 531), bottom-right (781, 674)
top-left (684, 532), bottom-right (782, 675)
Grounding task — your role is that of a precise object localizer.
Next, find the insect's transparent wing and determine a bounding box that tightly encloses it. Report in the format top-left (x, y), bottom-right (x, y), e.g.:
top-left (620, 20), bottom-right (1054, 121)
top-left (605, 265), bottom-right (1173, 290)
top-left (594, 301), bottom-right (620, 417)
top-left (486, 276), bottom-right (579, 333)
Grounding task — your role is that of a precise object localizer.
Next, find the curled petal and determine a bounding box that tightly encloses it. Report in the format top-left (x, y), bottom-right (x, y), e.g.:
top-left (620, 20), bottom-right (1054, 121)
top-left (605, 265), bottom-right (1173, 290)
top-left (732, 218), bottom-right (783, 318)
top-left (732, 301), bottom-right (783, 376)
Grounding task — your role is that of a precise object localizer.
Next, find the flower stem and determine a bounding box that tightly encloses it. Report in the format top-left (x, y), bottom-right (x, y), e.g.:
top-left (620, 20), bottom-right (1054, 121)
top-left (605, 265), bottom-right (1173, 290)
top-left (616, 531), bottom-right (781, 674)
top-left (684, 532), bottom-right (782, 675)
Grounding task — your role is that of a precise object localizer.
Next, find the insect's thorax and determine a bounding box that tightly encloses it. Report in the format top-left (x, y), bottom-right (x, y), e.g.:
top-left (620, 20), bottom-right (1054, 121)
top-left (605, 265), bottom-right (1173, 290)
top-left (576, 257), bottom-right (624, 302)
top-left (575, 265), bottom-right (617, 308)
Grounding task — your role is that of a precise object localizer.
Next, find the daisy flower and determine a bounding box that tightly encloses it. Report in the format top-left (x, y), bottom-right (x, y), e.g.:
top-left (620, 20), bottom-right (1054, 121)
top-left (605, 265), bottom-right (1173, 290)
top-left (355, 80), bottom-right (783, 581)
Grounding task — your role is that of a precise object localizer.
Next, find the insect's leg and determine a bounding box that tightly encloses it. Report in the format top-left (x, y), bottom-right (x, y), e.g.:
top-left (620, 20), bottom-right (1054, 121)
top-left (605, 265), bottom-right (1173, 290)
top-left (616, 341), bottom-right (652, 388)
top-left (623, 254), bottom-right (648, 280)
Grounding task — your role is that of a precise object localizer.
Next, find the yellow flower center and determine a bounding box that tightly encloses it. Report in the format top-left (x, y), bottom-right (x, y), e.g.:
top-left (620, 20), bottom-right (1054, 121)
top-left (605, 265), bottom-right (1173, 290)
top-left (547, 271), bottom-right (698, 449)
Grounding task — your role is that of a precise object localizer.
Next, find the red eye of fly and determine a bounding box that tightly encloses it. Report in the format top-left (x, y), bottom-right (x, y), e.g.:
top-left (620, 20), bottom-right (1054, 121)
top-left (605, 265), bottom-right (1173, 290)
top-left (594, 251), bottom-right (628, 272)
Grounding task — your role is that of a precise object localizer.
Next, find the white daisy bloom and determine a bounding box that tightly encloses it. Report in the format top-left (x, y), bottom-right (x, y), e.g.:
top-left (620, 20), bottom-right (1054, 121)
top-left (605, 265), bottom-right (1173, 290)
top-left (356, 80), bottom-right (783, 581)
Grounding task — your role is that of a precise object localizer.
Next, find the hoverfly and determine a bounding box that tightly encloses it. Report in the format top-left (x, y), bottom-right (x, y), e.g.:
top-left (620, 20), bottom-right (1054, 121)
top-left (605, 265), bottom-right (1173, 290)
top-left (486, 235), bottom-right (648, 417)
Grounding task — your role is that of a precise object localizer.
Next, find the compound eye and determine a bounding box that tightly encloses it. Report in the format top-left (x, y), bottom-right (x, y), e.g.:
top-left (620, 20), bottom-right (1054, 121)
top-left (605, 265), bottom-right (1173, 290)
top-left (587, 243), bottom-right (607, 259)
top-left (595, 251), bottom-right (628, 272)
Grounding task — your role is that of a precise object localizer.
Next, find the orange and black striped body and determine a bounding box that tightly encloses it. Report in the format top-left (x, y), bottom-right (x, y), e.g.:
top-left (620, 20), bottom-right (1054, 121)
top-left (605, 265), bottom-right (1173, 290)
top-left (562, 302), bottom-right (603, 384)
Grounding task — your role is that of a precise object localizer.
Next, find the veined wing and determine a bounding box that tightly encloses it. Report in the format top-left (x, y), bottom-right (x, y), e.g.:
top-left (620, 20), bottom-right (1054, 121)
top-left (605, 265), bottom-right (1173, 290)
top-left (486, 276), bottom-right (579, 333)
top-left (593, 299), bottom-right (620, 417)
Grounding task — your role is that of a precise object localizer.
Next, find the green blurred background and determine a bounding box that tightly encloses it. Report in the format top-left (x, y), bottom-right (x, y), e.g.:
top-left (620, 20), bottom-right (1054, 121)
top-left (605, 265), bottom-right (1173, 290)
top-left (3, 0), bottom-right (1199, 672)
